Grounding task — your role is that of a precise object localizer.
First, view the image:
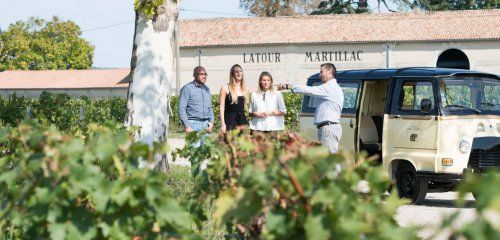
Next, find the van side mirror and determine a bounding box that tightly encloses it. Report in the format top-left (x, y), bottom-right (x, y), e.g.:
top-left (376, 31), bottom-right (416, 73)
top-left (420, 98), bottom-right (433, 113)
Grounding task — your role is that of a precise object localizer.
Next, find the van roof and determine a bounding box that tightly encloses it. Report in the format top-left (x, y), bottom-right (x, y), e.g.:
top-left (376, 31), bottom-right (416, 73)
top-left (307, 67), bottom-right (499, 81)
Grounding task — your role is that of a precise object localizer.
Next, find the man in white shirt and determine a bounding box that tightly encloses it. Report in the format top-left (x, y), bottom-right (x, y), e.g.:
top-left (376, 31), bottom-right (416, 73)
top-left (278, 63), bottom-right (344, 153)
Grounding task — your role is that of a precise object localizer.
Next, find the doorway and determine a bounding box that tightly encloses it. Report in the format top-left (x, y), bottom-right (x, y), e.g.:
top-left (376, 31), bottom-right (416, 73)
top-left (436, 49), bottom-right (470, 70)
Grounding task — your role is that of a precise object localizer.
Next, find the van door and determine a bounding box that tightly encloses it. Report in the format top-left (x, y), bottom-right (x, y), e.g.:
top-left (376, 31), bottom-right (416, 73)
top-left (384, 78), bottom-right (438, 172)
top-left (299, 78), bottom-right (322, 140)
top-left (339, 81), bottom-right (360, 153)
top-left (356, 80), bottom-right (389, 157)
top-left (299, 79), bottom-right (360, 152)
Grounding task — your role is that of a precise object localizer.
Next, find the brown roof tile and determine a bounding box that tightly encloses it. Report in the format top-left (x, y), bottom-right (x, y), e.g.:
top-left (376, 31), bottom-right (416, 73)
top-left (179, 9), bottom-right (500, 47)
top-left (0, 69), bottom-right (130, 89)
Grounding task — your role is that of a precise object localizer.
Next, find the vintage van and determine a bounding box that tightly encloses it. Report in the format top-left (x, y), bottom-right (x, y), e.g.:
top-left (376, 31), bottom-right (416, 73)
top-left (299, 68), bottom-right (500, 203)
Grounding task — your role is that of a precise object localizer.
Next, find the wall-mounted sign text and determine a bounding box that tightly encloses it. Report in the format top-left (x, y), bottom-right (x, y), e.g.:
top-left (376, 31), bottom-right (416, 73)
top-left (305, 51), bottom-right (363, 62)
top-left (242, 51), bottom-right (363, 64)
top-left (243, 53), bottom-right (281, 63)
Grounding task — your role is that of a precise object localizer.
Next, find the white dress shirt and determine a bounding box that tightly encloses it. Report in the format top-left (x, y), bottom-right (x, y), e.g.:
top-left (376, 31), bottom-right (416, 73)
top-left (291, 79), bottom-right (343, 125)
top-left (249, 90), bottom-right (287, 131)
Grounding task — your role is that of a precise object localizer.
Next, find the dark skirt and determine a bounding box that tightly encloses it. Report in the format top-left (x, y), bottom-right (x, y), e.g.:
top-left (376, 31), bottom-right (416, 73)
top-left (224, 112), bottom-right (248, 130)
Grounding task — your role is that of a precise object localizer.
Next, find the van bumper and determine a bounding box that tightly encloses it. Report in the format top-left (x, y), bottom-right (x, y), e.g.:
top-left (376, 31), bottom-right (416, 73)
top-left (416, 171), bottom-right (464, 182)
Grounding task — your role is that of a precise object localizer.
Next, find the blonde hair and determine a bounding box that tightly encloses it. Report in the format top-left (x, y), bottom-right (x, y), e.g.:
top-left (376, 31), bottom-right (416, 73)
top-left (258, 71), bottom-right (274, 93)
top-left (228, 64), bottom-right (247, 104)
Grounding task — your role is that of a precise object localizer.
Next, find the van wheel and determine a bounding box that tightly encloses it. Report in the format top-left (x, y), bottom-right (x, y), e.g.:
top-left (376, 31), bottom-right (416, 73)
top-left (396, 163), bottom-right (427, 204)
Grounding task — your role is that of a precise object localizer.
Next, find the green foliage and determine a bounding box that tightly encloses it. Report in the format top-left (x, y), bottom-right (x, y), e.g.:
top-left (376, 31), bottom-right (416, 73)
top-left (169, 92), bottom-right (302, 133)
top-left (282, 92), bottom-right (303, 131)
top-left (0, 93), bottom-right (34, 125)
top-left (0, 91), bottom-right (302, 134)
top-left (134, 0), bottom-right (166, 19)
top-left (0, 121), bottom-right (199, 239)
top-left (396, 0), bottom-right (500, 11)
top-left (312, 0), bottom-right (370, 14)
top-left (435, 171), bottom-right (500, 238)
top-left (33, 91), bottom-right (82, 131)
top-left (0, 16), bottom-right (94, 71)
top-left (240, 0), bottom-right (302, 17)
top-left (175, 130), bottom-right (419, 239)
top-left (0, 92), bottom-right (127, 133)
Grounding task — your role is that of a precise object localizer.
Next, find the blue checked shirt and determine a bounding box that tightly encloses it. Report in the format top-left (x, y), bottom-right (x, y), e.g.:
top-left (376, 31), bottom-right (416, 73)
top-left (178, 81), bottom-right (215, 129)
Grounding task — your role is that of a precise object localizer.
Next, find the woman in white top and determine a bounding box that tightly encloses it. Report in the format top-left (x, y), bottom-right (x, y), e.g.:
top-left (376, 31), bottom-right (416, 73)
top-left (249, 71), bottom-right (287, 132)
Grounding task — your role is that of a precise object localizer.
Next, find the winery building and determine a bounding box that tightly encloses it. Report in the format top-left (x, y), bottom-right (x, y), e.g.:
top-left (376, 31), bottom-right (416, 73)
top-left (0, 9), bottom-right (499, 97)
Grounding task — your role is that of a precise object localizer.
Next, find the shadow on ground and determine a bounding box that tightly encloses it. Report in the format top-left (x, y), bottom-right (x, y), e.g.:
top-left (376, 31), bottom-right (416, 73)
top-left (416, 198), bottom-right (475, 209)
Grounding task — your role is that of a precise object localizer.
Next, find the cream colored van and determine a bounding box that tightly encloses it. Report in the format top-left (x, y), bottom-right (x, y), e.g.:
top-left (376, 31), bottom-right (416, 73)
top-left (300, 68), bottom-right (500, 203)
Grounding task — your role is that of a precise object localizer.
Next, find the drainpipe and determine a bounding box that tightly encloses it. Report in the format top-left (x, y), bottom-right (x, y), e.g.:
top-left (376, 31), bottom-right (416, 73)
top-left (197, 48), bottom-right (202, 66)
top-left (385, 43), bottom-right (391, 69)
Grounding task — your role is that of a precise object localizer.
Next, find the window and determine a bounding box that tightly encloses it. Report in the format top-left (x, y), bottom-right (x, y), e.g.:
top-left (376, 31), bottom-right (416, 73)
top-left (398, 81), bottom-right (434, 112)
top-left (483, 84), bottom-right (499, 109)
top-left (306, 82), bottom-right (358, 110)
top-left (441, 84), bottom-right (472, 108)
top-left (301, 81), bottom-right (359, 114)
top-left (341, 82), bottom-right (359, 110)
top-left (306, 80), bottom-right (324, 108)
top-left (440, 78), bottom-right (500, 114)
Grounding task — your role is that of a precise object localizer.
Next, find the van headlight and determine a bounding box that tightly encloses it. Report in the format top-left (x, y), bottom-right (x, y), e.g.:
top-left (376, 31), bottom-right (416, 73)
top-left (459, 140), bottom-right (471, 154)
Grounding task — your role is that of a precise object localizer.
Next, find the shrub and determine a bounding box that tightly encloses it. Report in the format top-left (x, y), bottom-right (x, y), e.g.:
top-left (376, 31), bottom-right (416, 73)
top-left (435, 171), bottom-right (500, 239)
top-left (0, 92), bottom-right (303, 133)
top-left (0, 93), bottom-right (33, 125)
top-left (0, 121), bottom-right (199, 239)
top-left (174, 129), bottom-right (419, 239)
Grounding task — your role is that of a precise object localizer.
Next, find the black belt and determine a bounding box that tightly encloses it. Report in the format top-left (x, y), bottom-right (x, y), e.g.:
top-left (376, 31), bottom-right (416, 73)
top-left (188, 118), bottom-right (209, 121)
top-left (316, 121), bottom-right (339, 129)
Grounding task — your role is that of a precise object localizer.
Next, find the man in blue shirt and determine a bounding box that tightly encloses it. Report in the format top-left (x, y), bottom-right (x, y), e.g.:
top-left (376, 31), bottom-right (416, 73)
top-left (278, 63), bottom-right (344, 153)
top-left (179, 66), bottom-right (215, 133)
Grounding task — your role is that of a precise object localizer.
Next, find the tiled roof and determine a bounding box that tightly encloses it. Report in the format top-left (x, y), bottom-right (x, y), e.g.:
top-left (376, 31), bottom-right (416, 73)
top-left (0, 69), bottom-right (130, 89)
top-left (179, 9), bottom-right (500, 47)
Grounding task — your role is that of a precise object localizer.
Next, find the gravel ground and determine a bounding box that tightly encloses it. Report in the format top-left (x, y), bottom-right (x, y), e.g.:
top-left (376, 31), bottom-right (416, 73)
top-left (168, 137), bottom-right (190, 166)
top-left (396, 192), bottom-right (477, 239)
top-left (168, 137), bottom-right (479, 239)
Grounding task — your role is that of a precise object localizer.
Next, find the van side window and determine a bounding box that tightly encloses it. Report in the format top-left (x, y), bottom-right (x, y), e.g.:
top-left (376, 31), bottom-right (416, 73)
top-left (301, 81), bottom-right (359, 114)
top-left (398, 81), bottom-right (435, 113)
top-left (340, 82), bottom-right (359, 113)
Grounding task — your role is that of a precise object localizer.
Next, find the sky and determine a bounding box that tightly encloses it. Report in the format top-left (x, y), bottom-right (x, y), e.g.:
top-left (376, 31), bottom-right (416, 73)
top-left (0, 0), bottom-right (390, 68)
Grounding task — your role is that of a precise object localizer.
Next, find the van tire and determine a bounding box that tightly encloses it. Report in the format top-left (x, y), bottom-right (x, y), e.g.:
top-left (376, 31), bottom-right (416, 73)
top-left (396, 163), bottom-right (427, 204)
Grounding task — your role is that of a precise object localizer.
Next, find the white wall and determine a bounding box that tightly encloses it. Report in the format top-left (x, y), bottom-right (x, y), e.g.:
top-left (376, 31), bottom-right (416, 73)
top-left (178, 43), bottom-right (385, 94)
top-left (2, 41), bottom-right (498, 99)
top-left (177, 40), bottom-right (500, 94)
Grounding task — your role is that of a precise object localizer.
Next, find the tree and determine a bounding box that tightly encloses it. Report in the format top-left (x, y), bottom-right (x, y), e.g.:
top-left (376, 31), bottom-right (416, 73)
top-left (126, 0), bottom-right (179, 172)
top-left (311, 0), bottom-right (369, 14)
top-left (390, 0), bottom-right (500, 11)
top-left (0, 17), bottom-right (94, 71)
top-left (370, 0), bottom-right (499, 12)
top-left (240, 0), bottom-right (322, 17)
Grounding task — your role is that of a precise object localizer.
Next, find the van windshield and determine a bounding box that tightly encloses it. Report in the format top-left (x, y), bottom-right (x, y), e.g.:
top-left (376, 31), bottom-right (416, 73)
top-left (439, 77), bottom-right (500, 115)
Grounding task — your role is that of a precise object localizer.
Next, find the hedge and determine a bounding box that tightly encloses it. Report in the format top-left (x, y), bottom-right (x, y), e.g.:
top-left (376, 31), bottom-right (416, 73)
top-left (0, 91), bottom-right (303, 133)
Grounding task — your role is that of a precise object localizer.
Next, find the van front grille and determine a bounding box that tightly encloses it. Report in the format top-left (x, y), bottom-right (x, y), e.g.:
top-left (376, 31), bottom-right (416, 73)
top-left (468, 149), bottom-right (500, 169)
top-left (467, 137), bottom-right (500, 170)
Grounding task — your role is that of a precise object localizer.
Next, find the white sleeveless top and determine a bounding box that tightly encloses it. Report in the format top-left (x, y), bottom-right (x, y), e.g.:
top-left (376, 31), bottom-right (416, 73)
top-left (249, 91), bottom-right (287, 131)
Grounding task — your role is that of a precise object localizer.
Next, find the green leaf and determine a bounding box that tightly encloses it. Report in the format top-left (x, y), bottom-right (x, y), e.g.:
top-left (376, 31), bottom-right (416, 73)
top-left (305, 213), bottom-right (330, 240)
top-left (155, 198), bottom-right (192, 229)
top-left (145, 182), bottom-right (164, 202)
top-left (265, 211), bottom-right (288, 237)
top-left (49, 223), bottom-right (66, 240)
top-left (112, 186), bottom-right (132, 206)
top-left (213, 189), bottom-right (237, 226)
